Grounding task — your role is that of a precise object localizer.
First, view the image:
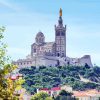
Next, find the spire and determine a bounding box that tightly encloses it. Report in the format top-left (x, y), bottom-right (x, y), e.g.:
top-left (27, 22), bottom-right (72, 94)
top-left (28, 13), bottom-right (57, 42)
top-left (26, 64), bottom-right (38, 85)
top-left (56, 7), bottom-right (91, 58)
top-left (58, 8), bottom-right (63, 26)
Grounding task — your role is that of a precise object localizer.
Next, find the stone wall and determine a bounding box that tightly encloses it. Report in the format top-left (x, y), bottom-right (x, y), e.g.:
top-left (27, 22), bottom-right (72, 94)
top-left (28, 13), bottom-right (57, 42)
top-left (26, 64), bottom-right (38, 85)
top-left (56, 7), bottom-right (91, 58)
top-left (12, 55), bottom-right (93, 69)
top-left (12, 59), bottom-right (33, 69)
top-left (79, 55), bottom-right (93, 67)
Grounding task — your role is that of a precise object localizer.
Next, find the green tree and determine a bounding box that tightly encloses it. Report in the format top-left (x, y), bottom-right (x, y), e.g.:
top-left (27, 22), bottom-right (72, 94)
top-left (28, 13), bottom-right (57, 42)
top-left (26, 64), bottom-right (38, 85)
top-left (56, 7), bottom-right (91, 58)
top-left (59, 90), bottom-right (73, 96)
top-left (0, 64), bottom-right (23, 99)
top-left (0, 27), bottom-right (24, 99)
top-left (31, 92), bottom-right (53, 100)
top-left (55, 90), bottom-right (76, 100)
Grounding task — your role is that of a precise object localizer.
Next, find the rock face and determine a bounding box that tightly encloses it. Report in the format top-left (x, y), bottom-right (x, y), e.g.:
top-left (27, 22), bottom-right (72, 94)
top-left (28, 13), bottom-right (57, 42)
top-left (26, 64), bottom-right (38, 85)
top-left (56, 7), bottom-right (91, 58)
top-left (12, 9), bottom-right (93, 68)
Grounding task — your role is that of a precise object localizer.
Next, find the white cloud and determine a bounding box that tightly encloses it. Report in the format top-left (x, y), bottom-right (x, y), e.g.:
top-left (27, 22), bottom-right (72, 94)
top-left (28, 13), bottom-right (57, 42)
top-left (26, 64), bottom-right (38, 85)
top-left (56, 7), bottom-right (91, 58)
top-left (0, 0), bottom-right (20, 12)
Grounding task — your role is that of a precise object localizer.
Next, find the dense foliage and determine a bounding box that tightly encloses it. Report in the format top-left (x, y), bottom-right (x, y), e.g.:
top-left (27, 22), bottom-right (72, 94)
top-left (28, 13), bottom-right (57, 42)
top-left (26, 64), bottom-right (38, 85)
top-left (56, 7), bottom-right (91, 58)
top-left (19, 65), bottom-right (100, 94)
top-left (0, 64), bottom-right (24, 99)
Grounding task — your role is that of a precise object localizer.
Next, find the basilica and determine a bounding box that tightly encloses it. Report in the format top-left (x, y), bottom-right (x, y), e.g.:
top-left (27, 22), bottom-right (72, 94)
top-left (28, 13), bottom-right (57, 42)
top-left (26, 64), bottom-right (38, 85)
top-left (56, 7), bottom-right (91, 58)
top-left (13, 9), bottom-right (93, 68)
top-left (31, 8), bottom-right (66, 58)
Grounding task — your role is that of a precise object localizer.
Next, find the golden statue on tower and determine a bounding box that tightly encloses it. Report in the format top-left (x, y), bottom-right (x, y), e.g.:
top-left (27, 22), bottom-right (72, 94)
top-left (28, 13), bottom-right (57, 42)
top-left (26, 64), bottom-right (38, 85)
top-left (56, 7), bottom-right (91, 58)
top-left (59, 8), bottom-right (62, 17)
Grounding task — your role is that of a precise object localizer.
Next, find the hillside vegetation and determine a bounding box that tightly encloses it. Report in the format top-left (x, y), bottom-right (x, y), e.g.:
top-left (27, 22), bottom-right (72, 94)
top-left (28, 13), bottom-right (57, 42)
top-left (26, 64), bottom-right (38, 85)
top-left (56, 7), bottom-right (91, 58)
top-left (19, 65), bottom-right (100, 94)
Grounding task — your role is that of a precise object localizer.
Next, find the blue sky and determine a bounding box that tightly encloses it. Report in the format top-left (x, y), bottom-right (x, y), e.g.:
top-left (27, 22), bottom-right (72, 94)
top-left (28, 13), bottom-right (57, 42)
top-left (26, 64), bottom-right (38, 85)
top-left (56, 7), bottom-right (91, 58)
top-left (0, 0), bottom-right (100, 65)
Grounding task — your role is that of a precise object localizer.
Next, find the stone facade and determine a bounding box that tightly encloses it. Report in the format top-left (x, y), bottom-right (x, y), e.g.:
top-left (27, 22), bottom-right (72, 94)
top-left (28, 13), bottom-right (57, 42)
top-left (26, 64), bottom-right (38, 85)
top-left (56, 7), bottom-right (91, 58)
top-left (12, 9), bottom-right (93, 68)
top-left (55, 16), bottom-right (66, 57)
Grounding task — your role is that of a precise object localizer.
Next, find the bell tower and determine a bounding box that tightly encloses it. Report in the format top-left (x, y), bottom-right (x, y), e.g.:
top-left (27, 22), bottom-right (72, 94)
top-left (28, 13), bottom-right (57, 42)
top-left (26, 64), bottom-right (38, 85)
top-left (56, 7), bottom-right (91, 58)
top-left (55, 8), bottom-right (66, 57)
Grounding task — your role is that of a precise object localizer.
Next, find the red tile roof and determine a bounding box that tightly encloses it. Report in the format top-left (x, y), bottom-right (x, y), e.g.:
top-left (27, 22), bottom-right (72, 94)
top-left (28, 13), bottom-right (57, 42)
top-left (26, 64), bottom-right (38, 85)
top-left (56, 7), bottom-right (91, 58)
top-left (51, 87), bottom-right (61, 91)
top-left (73, 89), bottom-right (100, 97)
top-left (40, 88), bottom-right (49, 91)
top-left (73, 92), bottom-right (89, 97)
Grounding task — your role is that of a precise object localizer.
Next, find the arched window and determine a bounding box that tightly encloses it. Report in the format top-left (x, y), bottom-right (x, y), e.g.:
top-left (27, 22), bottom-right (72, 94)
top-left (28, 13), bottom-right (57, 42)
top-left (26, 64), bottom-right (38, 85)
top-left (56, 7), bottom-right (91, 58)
top-left (34, 48), bottom-right (36, 53)
top-left (56, 32), bottom-right (60, 36)
top-left (67, 62), bottom-right (70, 65)
top-left (57, 53), bottom-right (60, 57)
top-left (61, 40), bottom-right (64, 44)
top-left (61, 32), bottom-right (65, 36)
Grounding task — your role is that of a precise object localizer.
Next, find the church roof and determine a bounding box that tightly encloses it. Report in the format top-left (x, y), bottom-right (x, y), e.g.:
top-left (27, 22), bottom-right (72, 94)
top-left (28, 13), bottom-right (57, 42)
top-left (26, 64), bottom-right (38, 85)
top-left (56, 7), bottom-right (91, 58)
top-left (36, 31), bottom-right (44, 37)
top-left (44, 42), bottom-right (55, 47)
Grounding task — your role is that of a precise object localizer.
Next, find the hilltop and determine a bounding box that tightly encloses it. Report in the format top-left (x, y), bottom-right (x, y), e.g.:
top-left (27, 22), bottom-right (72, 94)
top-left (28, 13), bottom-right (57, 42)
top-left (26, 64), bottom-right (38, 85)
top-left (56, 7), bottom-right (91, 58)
top-left (19, 65), bottom-right (100, 94)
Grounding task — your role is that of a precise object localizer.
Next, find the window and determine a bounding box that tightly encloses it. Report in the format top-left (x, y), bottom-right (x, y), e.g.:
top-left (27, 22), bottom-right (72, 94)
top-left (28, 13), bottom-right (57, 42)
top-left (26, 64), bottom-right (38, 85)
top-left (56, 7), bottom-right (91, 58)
top-left (61, 47), bottom-right (64, 51)
top-left (39, 38), bottom-right (41, 43)
top-left (34, 48), bottom-right (36, 52)
top-left (61, 32), bottom-right (65, 36)
top-left (56, 32), bottom-right (60, 36)
top-left (61, 40), bottom-right (64, 44)
top-left (57, 40), bottom-right (59, 44)
top-left (57, 53), bottom-right (60, 57)
top-left (57, 47), bottom-right (59, 51)
top-left (62, 53), bottom-right (64, 57)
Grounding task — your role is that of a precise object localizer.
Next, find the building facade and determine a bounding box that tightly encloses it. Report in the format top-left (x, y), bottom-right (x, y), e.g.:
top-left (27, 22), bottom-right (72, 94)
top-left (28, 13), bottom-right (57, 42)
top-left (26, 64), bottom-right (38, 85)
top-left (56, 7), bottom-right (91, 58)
top-left (13, 9), bottom-right (93, 68)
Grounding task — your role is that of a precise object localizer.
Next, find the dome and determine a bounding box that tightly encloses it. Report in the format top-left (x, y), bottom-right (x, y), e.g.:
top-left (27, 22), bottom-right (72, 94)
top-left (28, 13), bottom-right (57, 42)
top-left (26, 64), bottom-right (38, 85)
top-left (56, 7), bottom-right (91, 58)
top-left (35, 31), bottom-right (45, 44)
top-left (36, 31), bottom-right (44, 37)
